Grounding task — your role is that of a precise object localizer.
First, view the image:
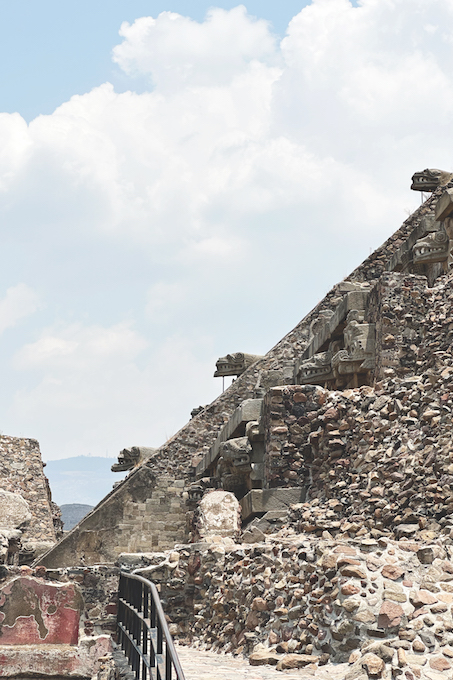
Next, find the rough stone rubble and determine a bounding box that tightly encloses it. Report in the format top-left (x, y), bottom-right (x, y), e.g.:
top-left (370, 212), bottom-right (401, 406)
top-left (0, 435), bottom-right (60, 567)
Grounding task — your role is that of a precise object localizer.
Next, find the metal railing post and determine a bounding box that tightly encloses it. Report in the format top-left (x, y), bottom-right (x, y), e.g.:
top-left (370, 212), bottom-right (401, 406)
top-left (116, 572), bottom-right (186, 680)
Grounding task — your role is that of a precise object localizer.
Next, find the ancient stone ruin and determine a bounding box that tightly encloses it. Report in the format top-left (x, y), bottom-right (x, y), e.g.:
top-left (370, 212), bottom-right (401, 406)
top-left (6, 170), bottom-right (453, 678)
top-left (0, 436), bottom-right (60, 567)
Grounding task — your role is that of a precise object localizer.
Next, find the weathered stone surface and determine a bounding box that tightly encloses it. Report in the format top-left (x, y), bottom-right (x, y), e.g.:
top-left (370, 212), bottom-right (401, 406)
top-left (397, 647), bottom-right (406, 667)
top-left (0, 491), bottom-right (31, 531)
top-left (251, 597), bottom-right (268, 612)
top-left (429, 656), bottom-right (451, 671)
top-left (406, 654), bottom-right (427, 666)
top-left (417, 547), bottom-right (434, 564)
top-left (240, 488), bottom-right (306, 522)
top-left (435, 187), bottom-right (453, 220)
top-left (245, 610), bottom-right (260, 630)
top-left (354, 609), bottom-right (376, 624)
top-left (0, 577), bottom-right (83, 645)
top-left (249, 650), bottom-right (280, 666)
top-left (412, 640), bottom-right (425, 653)
top-left (409, 590), bottom-right (438, 607)
top-left (276, 654), bottom-right (317, 670)
top-left (378, 601), bottom-right (404, 628)
top-left (360, 652), bottom-right (385, 676)
top-left (341, 583), bottom-right (361, 596)
top-left (341, 565), bottom-right (367, 579)
top-left (198, 490), bottom-right (241, 539)
top-left (342, 597), bottom-right (361, 612)
top-left (0, 635), bottom-right (111, 677)
top-left (0, 437), bottom-right (57, 566)
top-left (381, 564), bottom-right (404, 580)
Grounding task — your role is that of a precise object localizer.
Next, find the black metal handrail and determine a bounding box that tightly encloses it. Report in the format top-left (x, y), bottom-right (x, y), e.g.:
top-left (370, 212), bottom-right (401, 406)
top-left (117, 572), bottom-right (186, 680)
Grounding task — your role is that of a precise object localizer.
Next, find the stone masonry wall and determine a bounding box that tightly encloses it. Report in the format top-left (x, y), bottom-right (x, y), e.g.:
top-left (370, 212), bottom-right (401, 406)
top-left (262, 376), bottom-right (453, 541)
top-left (40, 467), bottom-right (188, 567)
top-left (40, 184), bottom-right (451, 567)
top-left (0, 435), bottom-right (56, 547)
top-left (115, 475), bottom-right (186, 554)
top-left (367, 273), bottom-right (429, 382)
top-left (115, 536), bottom-right (453, 676)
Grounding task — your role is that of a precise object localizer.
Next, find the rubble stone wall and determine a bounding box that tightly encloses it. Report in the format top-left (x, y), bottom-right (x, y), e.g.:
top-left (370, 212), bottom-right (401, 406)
top-left (40, 183), bottom-right (450, 567)
top-left (263, 374), bottom-right (453, 540)
top-left (367, 272), bottom-right (429, 382)
top-left (115, 537), bottom-right (453, 675)
top-left (0, 435), bottom-right (56, 546)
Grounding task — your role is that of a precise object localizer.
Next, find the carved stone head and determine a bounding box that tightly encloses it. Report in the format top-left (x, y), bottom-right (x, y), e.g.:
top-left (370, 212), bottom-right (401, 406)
top-left (411, 168), bottom-right (453, 192)
top-left (413, 227), bottom-right (449, 265)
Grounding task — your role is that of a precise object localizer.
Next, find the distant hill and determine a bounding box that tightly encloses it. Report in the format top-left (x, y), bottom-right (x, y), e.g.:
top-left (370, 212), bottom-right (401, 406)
top-left (60, 503), bottom-right (94, 531)
top-left (45, 456), bottom-right (127, 507)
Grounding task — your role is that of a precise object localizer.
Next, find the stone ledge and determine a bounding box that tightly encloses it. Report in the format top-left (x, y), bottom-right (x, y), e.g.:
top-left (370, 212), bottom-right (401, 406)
top-left (241, 488), bottom-right (306, 522)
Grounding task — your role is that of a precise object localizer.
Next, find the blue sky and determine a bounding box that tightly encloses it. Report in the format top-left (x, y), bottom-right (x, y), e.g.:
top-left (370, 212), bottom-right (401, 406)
top-left (0, 1), bottom-right (315, 121)
top-left (0, 0), bottom-right (451, 480)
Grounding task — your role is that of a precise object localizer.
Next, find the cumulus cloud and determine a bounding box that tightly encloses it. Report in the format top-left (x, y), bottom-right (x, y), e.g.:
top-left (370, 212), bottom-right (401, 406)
top-left (8, 321), bottom-right (219, 459)
top-left (0, 284), bottom-right (40, 335)
top-left (2, 1), bottom-right (453, 462)
top-left (112, 6), bottom-right (279, 89)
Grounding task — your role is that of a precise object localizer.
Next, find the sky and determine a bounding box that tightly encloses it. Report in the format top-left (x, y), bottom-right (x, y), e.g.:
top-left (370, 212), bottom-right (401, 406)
top-left (0, 0), bottom-right (451, 465)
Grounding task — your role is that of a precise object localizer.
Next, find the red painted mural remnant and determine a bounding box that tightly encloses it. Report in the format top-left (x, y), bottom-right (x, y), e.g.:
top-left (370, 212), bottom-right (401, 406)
top-left (0, 577), bottom-right (83, 645)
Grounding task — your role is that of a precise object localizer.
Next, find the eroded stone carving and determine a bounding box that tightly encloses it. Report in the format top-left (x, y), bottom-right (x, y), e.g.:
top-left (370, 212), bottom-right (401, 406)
top-left (295, 339), bottom-right (342, 386)
top-left (197, 490), bottom-right (240, 539)
top-left (332, 311), bottom-right (375, 383)
top-left (411, 168), bottom-right (453, 192)
top-left (413, 225), bottom-right (449, 265)
top-left (111, 446), bottom-right (157, 473)
top-left (297, 350), bottom-right (333, 385)
top-left (217, 437), bottom-right (252, 495)
top-left (187, 477), bottom-right (217, 503)
top-left (214, 352), bottom-right (263, 377)
top-left (309, 309), bottom-right (334, 340)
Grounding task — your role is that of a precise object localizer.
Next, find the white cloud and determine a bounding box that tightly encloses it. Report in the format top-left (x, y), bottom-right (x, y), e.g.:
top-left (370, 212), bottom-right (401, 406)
top-left (0, 284), bottom-right (40, 335)
top-left (15, 322), bottom-right (147, 371)
top-left (112, 6), bottom-right (278, 89)
top-left (3, 1), bottom-right (453, 464)
top-left (8, 321), bottom-right (220, 459)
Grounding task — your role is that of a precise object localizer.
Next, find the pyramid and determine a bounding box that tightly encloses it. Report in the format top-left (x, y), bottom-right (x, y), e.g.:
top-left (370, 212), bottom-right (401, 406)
top-left (39, 169), bottom-right (453, 568)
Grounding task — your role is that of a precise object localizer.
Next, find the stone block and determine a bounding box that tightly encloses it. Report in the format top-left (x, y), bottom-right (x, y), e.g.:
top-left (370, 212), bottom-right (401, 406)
top-left (241, 488), bottom-right (306, 522)
top-left (0, 577), bottom-right (83, 645)
top-left (198, 490), bottom-right (240, 539)
top-left (435, 188), bottom-right (453, 221)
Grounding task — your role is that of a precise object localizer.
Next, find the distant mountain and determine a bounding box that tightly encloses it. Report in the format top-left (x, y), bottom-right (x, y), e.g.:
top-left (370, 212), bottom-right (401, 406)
top-left (45, 456), bottom-right (127, 507)
top-left (60, 503), bottom-right (94, 531)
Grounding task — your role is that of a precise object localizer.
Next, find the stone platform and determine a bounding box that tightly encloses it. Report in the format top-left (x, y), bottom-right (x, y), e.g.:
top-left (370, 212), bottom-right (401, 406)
top-left (0, 636), bottom-right (111, 678)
